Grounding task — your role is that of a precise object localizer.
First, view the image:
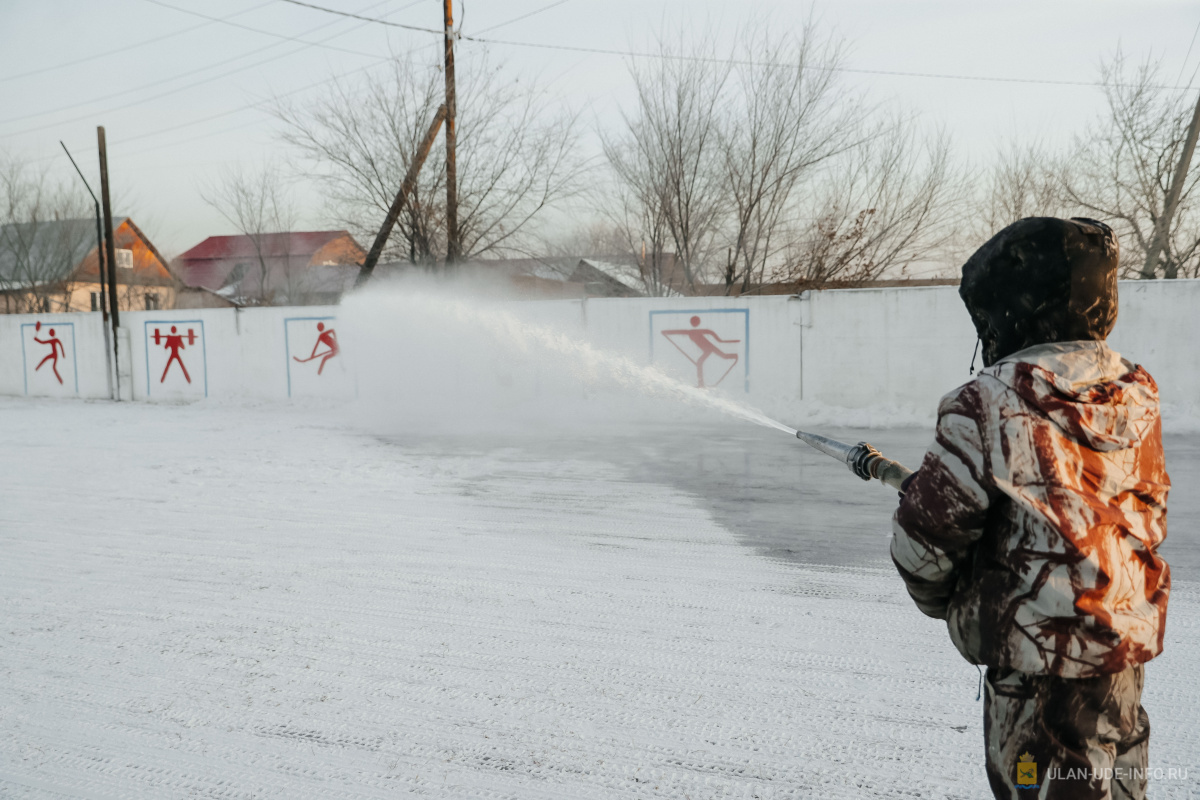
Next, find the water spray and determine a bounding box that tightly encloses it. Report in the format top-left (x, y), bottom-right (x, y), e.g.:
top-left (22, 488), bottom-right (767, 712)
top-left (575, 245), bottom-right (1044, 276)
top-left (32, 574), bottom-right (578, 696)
top-left (353, 287), bottom-right (914, 491)
top-left (726, 408), bottom-right (914, 491)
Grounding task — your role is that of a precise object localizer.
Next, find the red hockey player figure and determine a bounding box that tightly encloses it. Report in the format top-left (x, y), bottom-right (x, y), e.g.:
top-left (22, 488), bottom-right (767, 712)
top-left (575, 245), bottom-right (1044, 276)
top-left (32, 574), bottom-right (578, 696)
top-left (293, 321), bottom-right (339, 375)
top-left (661, 315), bottom-right (740, 388)
top-left (32, 321), bottom-right (65, 385)
top-left (154, 325), bottom-right (195, 384)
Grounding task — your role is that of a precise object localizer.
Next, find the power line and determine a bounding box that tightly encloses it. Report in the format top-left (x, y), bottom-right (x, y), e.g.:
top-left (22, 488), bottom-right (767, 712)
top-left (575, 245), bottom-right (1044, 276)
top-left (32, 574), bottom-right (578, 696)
top-left (43, 29), bottom-right (446, 164)
top-left (140, 0), bottom-right (382, 59)
top-left (267, 0), bottom-right (1197, 91)
top-left (281, 0), bottom-right (578, 38)
top-left (0, 0), bottom-right (395, 129)
top-left (474, 0), bottom-right (573, 34)
top-left (0, 0), bottom-right (400, 138)
top-left (467, 36), bottom-right (1195, 91)
top-left (24, 0), bottom-right (524, 160)
top-left (28, 1), bottom-right (1196, 179)
top-left (279, 0), bottom-right (442, 35)
top-left (126, 58), bottom-right (388, 145)
top-left (142, 0), bottom-right (428, 49)
top-left (1176, 18), bottom-right (1200, 89)
top-left (0, 0), bottom-right (276, 84)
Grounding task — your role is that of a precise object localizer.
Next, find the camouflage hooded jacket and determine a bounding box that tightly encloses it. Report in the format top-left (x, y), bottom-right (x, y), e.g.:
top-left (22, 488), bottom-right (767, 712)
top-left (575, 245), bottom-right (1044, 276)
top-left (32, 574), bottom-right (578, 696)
top-left (891, 340), bottom-right (1170, 678)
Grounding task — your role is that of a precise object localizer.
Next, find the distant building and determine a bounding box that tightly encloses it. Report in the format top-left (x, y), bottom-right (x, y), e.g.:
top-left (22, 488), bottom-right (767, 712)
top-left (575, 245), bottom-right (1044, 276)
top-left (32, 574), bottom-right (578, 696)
top-left (568, 259), bottom-right (650, 297)
top-left (442, 256), bottom-right (658, 299)
top-left (175, 230), bottom-right (366, 306)
top-left (0, 217), bottom-right (176, 314)
top-left (173, 285), bottom-right (238, 309)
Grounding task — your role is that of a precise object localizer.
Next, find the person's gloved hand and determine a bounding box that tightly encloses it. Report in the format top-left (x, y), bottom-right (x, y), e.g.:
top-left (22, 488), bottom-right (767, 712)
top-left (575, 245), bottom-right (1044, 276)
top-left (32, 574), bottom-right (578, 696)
top-left (897, 469), bottom-right (920, 501)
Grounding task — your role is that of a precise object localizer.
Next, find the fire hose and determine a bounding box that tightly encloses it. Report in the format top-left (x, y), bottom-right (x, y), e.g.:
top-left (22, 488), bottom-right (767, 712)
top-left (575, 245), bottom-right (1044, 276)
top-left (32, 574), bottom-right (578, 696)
top-left (794, 430), bottom-right (914, 491)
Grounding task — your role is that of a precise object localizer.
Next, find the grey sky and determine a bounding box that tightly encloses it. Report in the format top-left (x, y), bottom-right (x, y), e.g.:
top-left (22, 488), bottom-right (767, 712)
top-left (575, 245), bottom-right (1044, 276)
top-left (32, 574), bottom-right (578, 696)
top-left (1, 0), bottom-right (1197, 256)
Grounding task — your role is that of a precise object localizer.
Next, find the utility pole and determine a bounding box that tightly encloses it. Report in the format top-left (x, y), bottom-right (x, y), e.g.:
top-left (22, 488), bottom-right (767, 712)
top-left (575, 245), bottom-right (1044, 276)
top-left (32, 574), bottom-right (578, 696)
top-left (1142, 90), bottom-right (1200, 279)
top-left (356, 105), bottom-right (448, 287)
top-left (59, 141), bottom-right (108, 322)
top-left (61, 140), bottom-right (115, 399)
top-left (97, 126), bottom-right (122, 399)
top-left (443, 0), bottom-right (460, 267)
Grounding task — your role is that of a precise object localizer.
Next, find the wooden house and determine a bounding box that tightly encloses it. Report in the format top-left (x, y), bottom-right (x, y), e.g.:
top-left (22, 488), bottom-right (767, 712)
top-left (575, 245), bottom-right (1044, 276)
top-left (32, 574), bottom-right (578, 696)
top-left (0, 217), bottom-right (176, 314)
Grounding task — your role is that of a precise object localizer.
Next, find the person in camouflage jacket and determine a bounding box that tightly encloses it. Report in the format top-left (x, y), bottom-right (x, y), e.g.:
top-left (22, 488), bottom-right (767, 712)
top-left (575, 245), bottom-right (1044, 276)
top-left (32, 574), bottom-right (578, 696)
top-left (891, 217), bottom-right (1171, 800)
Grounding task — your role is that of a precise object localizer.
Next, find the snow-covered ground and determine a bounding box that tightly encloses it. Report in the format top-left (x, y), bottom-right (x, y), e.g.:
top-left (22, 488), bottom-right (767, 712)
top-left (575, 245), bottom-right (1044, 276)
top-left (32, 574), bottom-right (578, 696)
top-left (1, 398), bottom-right (1197, 799)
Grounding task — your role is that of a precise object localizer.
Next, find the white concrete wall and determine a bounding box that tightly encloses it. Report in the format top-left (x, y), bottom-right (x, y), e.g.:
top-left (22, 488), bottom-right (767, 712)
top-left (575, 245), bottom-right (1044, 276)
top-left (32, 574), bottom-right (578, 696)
top-left (789, 280), bottom-right (1200, 414)
top-left (0, 312), bottom-right (112, 399)
top-left (119, 307), bottom-right (352, 402)
top-left (1107, 280), bottom-right (1200, 410)
top-left (0, 307), bottom-right (350, 402)
top-left (581, 295), bottom-right (804, 412)
top-left (798, 287), bottom-right (978, 409)
top-left (2, 280), bottom-right (1197, 415)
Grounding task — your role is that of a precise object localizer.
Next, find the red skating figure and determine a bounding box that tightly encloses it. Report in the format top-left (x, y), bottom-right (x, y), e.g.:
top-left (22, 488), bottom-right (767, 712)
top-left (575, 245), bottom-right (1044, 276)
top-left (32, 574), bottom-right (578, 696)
top-left (660, 315), bottom-right (740, 388)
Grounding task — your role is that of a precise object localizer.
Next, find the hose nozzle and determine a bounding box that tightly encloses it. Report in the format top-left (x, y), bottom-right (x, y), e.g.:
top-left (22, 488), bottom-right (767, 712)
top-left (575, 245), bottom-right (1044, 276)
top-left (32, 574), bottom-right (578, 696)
top-left (848, 442), bottom-right (882, 481)
top-left (794, 429), bottom-right (914, 491)
top-left (847, 441), bottom-right (914, 491)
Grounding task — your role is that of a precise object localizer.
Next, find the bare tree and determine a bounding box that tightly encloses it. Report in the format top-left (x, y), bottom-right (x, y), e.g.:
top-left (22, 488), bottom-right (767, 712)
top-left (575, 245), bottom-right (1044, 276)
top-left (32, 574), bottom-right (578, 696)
top-left (274, 52), bottom-right (582, 265)
top-left (976, 139), bottom-right (1071, 241)
top-left (602, 31), bottom-right (730, 293)
top-left (783, 122), bottom-right (962, 287)
top-left (595, 149), bottom-right (681, 297)
top-left (275, 57), bottom-right (443, 266)
top-left (621, 185), bottom-right (677, 297)
top-left (1064, 52), bottom-right (1200, 278)
top-left (0, 154), bottom-right (91, 313)
top-left (604, 19), bottom-right (881, 295)
top-left (718, 18), bottom-right (862, 294)
top-left (200, 162), bottom-right (299, 305)
top-left (602, 17), bottom-right (974, 293)
top-left (546, 220), bottom-right (632, 259)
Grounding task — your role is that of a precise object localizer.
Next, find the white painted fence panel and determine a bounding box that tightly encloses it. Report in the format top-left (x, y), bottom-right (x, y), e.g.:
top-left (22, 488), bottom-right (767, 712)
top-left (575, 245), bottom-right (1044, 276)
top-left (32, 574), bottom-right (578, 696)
top-left (2, 281), bottom-right (1197, 422)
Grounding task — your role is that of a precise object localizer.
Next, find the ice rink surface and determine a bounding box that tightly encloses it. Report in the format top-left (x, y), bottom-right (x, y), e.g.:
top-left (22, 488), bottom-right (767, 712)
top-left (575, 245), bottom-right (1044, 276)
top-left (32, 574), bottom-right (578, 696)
top-left (1, 398), bottom-right (1197, 798)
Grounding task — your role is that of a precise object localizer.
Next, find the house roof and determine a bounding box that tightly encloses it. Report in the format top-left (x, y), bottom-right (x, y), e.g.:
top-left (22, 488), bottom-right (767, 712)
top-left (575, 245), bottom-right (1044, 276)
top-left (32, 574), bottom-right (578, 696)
top-left (175, 230), bottom-right (365, 295)
top-left (0, 217), bottom-right (115, 287)
top-left (177, 231), bottom-right (353, 262)
top-left (216, 262), bottom-right (360, 305)
top-left (457, 256), bottom-right (661, 297)
top-left (572, 259), bottom-right (650, 297)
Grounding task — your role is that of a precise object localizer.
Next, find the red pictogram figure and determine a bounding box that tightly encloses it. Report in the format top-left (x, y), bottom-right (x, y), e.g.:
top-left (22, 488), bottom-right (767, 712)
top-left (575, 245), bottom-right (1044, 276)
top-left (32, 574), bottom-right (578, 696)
top-left (661, 315), bottom-right (740, 388)
top-left (32, 321), bottom-right (65, 384)
top-left (293, 321), bottom-right (339, 375)
top-left (154, 325), bottom-right (195, 384)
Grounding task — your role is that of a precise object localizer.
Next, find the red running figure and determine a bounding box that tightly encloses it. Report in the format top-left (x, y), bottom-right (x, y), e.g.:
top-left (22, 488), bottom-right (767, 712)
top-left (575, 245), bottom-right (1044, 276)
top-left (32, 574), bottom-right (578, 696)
top-left (293, 322), bottom-right (339, 375)
top-left (32, 321), bottom-right (65, 384)
top-left (156, 325), bottom-right (193, 384)
top-left (660, 315), bottom-right (740, 388)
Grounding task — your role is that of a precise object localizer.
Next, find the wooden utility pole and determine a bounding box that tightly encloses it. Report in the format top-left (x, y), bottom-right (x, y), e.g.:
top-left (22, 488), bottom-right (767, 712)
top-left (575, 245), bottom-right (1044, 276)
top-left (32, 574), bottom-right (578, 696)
top-left (97, 126), bottom-right (122, 398)
top-left (443, 0), bottom-right (460, 267)
top-left (356, 105), bottom-right (449, 287)
top-left (1142, 90), bottom-right (1200, 279)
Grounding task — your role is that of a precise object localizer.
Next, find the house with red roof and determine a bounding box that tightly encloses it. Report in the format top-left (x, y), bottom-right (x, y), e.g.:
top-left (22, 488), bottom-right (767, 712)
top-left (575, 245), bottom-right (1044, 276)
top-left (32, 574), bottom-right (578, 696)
top-left (175, 230), bottom-right (366, 306)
